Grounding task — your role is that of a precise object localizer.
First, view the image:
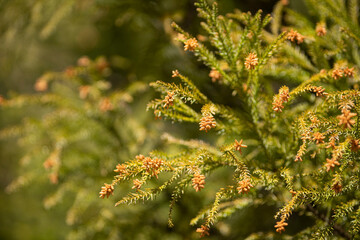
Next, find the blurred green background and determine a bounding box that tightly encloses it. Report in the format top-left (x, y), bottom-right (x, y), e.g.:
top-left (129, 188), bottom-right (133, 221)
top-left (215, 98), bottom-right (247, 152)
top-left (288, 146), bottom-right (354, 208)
top-left (0, 0), bottom-right (306, 239)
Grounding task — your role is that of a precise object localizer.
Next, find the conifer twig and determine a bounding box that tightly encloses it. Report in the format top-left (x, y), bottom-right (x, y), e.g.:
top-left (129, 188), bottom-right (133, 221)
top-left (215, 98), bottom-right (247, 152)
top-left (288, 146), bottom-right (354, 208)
top-left (306, 204), bottom-right (351, 240)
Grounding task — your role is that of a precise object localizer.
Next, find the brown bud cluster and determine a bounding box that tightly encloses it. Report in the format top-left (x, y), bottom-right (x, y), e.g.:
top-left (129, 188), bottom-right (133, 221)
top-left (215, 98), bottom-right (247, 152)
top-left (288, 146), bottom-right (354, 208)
top-left (77, 56), bottom-right (91, 67)
top-left (199, 114), bottom-right (216, 132)
top-left (325, 157), bottom-right (340, 172)
top-left (34, 77), bottom-right (48, 92)
top-left (209, 69), bottom-right (221, 82)
top-left (332, 69), bottom-right (344, 79)
top-left (43, 158), bottom-right (56, 170)
top-left (272, 86), bottom-right (290, 112)
top-left (272, 96), bottom-right (284, 112)
top-left (279, 86), bottom-right (290, 102)
top-left (244, 52), bottom-right (258, 70)
top-left (234, 139), bottom-right (247, 155)
top-left (99, 98), bottom-right (113, 112)
top-left (184, 38), bottom-right (199, 51)
top-left (171, 70), bottom-right (180, 78)
top-left (79, 85), bottom-right (90, 99)
top-left (325, 146), bottom-right (343, 172)
top-left (114, 164), bottom-right (128, 175)
top-left (196, 225), bottom-right (210, 238)
top-left (351, 139), bottom-right (360, 152)
top-left (237, 179), bottom-right (253, 194)
top-left (162, 91), bottom-right (175, 109)
top-left (311, 86), bottom-right (328, 97)
top-left (192, 173), bottom-right (205, 192)
top-left (332, 181), bottom-right (342, 194)
top-left (313, 132), bottom-right (325, 144)
top-left (316, 23), bottom-right (327, 36)
top-left (287, 29), bottom-right (304, 44)
top-left (142, 157), bottom-right (164, 178)
top-left (344, 67), bottom-right (355, 77)
top-left (337, 108), bottom-right (357, 129)
top-left (99, 183), bottom-right (114, 199)
top-left (275, 219), bottom-right (288, 233)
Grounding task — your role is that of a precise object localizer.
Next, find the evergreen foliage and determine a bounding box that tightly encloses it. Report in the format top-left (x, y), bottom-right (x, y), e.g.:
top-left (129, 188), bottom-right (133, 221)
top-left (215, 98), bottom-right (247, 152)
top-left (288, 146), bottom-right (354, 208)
top-left (2, 0), bottom-right (360, 239)
top-left (0, 57), bottom-right (168, 239)
top-left (102, 0), bottom-right (360, 238)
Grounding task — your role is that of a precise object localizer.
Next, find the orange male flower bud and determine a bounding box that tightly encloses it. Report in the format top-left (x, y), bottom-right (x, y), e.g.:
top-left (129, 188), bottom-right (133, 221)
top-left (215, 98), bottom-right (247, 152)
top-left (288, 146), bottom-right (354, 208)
top-left (99, 183), bottom-right (114, 199)
top-left (184, 38), bottom-right (198, 51)
top-left (244, 52), bottom-right (258, 70)
top-left (275, 219), bottom-right (288, 233)
top-left (192, 173), bottom-right (205, 192)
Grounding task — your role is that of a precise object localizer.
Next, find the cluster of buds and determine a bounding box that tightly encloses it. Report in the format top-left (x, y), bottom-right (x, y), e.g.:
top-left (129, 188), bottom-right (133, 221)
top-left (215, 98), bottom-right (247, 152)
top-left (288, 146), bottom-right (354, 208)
top-left (326, 135), bottom-right (338, 149)
top-left (199, 114), bottom-right (216, 132)
top-left (77, 56), bottom-right (91, 67)
top-left (234, 139), bottom-right (247, 155)
top-left (325, 157), bottom-right (340, 172)
top-left (274, 218), bottom-right (288, 233)
top-left (332, 67), bottom-right (355, 79)
top-left (237, 178), bottom-right (253, 194)
top-left (171, 69), bottom-right (180, 78)
top-left (272, 86), bottom-right (290, 112)
top-left (209, 69), bottom-right (221, 82)
top-left (162, 91), bottom-right (175, 109)
top-left (287, 29), bottom-right (304, 44)
top-left (79, 85), bottom-right (90, 99)
top-left (136, 154), bottom-right (145, 161)
top-left (244, 52), bottom-right (258, 70)
top-left (337, 108), bottom-right (357, 129)
top-left (332, 180), bottom-right (342, 194)
top-left (192, 173), bottom-right (206, 192)
top-left (34, 76), bottom-right (48, 92)
top-left (281, 0), bottom-right (288, 5)
top-left (344, 67), bottom-right (355, 77)
top-left (114, 163), bottom-right (128, 175)
top-left (43, 157), bottom-right (57, 170)
top-left (316, 23), bottom-right (327, 36)
top-left (99, 183), bottom-right (114, 199)
top-left (184, 38), bottom-right (199, 51)
top-left (313, 132), bottom-right (325, 144)
top-left (310, 86), bottom-right (328, 97)
top-left (279, 86), bottom-right (290, 102)
top-left (196, 225), bottom-right (210, 238)
top-left (272, 96), bottom-right (285, 112)
top-left (49, 172), bottom-right (58, 184)
top-left (325, 147), bottom-right (343, 172)
top-left (43, 150), bottom-right (60, 171)
top-left (351, 139), bottom-right (360, 152)
top-left (142, 157), bottom-right (164, 178)
top-left (99, 98), bottom-right (113, 112)
top-left (332, 69), bottom-right (343, 79)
